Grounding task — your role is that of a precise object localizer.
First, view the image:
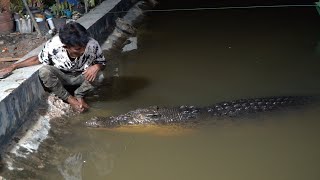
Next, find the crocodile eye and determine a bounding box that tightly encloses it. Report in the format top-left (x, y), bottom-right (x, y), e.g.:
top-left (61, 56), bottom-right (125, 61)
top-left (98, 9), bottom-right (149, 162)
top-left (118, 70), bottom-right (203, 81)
top-left (146, 114), bottom-right (159, 118)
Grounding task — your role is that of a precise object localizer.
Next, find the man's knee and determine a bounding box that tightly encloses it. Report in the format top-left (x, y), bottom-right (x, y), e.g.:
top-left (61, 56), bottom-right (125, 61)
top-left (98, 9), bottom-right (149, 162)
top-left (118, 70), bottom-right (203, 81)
top-left (93, 71), bottom-right (104, 85)
top-left (38, 65), bottom-right (54, 80)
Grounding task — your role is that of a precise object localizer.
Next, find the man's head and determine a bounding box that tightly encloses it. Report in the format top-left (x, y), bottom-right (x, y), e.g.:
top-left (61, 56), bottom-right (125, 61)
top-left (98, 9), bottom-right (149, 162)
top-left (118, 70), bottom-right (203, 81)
top-left (59, 22), bottom-right (90, 58)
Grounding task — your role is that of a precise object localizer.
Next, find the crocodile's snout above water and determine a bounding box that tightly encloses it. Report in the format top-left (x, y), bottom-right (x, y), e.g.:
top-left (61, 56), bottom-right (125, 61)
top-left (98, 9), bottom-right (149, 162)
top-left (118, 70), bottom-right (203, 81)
top-left (85, 96), bottom-right (314, 128)
top-left (85, 106), bottom-right (168, 128)
top-left (85, 117), bottom-right (109, 128)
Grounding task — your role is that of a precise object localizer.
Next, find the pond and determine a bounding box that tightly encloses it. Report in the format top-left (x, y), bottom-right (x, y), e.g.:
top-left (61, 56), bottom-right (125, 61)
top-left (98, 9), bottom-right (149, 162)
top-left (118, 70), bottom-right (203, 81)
top-left (5, 2), bottom-right (320, 180)
top-left (64, 5), bottom-right (320, 180)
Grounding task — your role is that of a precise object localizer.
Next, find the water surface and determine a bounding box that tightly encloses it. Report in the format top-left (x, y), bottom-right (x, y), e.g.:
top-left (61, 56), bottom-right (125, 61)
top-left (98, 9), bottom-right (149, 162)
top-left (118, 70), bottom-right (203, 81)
top-left (53, 5), bottom-right (320, 180)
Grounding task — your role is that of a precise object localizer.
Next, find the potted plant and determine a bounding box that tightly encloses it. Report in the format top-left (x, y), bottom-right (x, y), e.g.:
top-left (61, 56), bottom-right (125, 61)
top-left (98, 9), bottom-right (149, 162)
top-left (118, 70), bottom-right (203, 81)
top-left (72, 1), bottom-right (84, 14)
top-left (50, 1), bottom-right (68, 30)
top-left (15, 14), bottom-right (33, 34)
top-left (10, 0), bottom-right (35, 33)
top-left (0, 0), bottom-right (14, 34)
top-left (10, 0), bottom-right (24, 31)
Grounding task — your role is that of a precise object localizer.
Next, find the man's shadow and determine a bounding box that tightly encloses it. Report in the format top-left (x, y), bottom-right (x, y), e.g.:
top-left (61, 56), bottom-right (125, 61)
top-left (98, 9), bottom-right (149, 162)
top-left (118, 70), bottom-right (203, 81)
top-left (84, 76), bottom-right (150, 102)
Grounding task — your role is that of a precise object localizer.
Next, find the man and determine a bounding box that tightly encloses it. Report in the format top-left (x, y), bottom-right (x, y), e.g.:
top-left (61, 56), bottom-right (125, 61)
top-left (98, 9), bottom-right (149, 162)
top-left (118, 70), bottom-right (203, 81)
top-left (0, 22), bottom-right (106, 112)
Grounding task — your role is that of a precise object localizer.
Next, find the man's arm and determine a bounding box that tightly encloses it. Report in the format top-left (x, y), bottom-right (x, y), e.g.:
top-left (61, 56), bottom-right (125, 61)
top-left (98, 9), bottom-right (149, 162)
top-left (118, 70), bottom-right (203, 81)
top-left (0, 56), bottom-right (41, 74)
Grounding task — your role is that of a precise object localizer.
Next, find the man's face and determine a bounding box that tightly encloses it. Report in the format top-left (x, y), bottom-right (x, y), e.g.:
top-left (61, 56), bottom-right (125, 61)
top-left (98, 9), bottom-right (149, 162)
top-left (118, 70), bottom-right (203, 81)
top-left (65, 45), bottom-right (86, 58)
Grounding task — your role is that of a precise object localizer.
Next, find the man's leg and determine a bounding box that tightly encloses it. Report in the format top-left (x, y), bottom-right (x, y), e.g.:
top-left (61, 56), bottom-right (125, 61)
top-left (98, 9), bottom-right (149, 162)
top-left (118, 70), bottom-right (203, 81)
top-left (38, 65), bottom-right (85, 112)
top-left (38, 65), bottom-right (71, 100)
top-left (74, 71), bottom-right (104, 108)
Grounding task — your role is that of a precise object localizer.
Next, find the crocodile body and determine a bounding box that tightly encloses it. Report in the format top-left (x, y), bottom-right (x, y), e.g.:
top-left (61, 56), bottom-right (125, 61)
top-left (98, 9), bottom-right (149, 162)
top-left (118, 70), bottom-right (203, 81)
top-left (85, 96), bottom-right (312, 128)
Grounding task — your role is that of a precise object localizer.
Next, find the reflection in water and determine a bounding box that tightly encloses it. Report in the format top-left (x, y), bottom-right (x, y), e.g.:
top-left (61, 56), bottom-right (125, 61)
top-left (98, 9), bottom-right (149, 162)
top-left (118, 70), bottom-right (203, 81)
top-left (314, 41), bottom-right (320, 56)
top-left (58, 153), bottom-right (83, 180)
top-left (83, 131), bottom-right (117, 177)
top-left (98, 125), bottom-right (196, 136)
top-left (86, 144), bottom-right (115, 176)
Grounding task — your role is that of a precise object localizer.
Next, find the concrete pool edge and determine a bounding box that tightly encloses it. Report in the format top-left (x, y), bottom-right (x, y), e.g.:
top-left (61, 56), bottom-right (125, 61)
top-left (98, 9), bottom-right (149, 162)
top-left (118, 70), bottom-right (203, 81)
top-left (0, 0), bottom-right (134, 148)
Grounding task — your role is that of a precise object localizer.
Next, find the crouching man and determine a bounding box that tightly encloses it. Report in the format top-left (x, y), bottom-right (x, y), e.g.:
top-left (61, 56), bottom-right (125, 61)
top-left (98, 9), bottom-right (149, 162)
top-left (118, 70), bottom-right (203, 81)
top-left (0, 22), bottom-right (106, 112)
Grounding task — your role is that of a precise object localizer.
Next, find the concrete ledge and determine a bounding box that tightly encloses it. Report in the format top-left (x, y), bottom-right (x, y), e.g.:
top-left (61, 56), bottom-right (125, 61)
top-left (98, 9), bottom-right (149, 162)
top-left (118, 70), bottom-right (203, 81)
top-left (0, 0), bottom-right (134, 147)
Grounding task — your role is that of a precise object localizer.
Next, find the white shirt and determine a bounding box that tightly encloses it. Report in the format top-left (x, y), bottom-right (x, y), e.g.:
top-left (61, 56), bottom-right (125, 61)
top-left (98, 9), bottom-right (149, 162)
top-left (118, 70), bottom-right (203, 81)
top-left (38, 36), bottom-right (106, 72)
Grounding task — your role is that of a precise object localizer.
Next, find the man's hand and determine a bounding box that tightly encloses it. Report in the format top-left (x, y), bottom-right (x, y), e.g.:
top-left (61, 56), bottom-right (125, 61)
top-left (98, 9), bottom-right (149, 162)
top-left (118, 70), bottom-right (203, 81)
top-left (0, 65), bottom-right (15, 75)
top-left (82, 64), bottom-right (102, 82)
top-left (0, 56), bottom-right (40, 75)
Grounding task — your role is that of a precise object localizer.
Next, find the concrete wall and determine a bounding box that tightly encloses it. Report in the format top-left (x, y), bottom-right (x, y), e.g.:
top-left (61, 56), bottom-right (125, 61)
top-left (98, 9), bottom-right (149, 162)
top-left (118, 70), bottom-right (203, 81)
top-left (0, 0), bottom-right (133, 147)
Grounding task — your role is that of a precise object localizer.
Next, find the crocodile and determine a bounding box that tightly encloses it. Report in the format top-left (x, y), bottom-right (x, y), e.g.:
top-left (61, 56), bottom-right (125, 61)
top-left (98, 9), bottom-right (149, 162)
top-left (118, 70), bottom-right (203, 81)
top-left (85, 96), bottom-right (313, 128)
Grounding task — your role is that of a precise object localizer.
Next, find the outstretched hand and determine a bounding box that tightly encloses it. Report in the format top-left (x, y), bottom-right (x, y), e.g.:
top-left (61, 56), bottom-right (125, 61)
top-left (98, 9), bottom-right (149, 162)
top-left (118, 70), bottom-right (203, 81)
top-left (0, 56), bottom-right (40, 76)
top-left (0, 65), bottom-right (15, 77)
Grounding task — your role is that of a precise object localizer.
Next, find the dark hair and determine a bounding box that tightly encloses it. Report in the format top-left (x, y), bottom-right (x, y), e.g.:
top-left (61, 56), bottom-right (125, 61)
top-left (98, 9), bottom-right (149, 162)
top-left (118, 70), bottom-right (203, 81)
top-left (59, 22), bottom-right (90, 47)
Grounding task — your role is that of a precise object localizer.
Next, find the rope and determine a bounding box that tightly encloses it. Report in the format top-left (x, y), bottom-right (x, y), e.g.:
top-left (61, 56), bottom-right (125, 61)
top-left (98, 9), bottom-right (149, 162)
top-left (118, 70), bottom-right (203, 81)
top-left (109, 4), bottom-right (316, 14)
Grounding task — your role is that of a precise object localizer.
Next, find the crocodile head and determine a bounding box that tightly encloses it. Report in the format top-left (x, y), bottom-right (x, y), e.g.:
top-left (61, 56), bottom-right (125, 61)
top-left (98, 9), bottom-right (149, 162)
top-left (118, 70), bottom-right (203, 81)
top-left (85, 106), bottom-right (162, 128)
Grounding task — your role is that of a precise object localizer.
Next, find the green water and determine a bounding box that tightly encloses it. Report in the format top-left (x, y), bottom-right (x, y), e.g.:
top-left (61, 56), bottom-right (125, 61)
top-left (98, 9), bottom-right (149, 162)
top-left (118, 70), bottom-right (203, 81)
top-left (23, 6), bottom-right (320, 180)
top-left (56, 7), bottom-right (320, 180)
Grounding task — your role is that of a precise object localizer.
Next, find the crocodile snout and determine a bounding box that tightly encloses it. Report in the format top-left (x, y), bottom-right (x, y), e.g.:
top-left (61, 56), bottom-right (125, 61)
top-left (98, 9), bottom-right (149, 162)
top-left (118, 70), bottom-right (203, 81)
top-left (85, 117), bottom-right (101, 128)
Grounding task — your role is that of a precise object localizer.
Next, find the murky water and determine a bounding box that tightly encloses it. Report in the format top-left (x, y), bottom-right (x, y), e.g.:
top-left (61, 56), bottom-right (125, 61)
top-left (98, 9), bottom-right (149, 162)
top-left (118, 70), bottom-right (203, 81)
top-left (56, 6), bottom-right (320, 180)
top-left (14, 4), bottom-right (320, 180)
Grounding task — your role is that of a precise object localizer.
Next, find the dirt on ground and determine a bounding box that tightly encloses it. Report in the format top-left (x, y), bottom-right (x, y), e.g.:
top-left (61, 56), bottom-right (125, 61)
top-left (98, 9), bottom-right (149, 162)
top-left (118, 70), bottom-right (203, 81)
top-left (0, 32), bottom-right (47, 69)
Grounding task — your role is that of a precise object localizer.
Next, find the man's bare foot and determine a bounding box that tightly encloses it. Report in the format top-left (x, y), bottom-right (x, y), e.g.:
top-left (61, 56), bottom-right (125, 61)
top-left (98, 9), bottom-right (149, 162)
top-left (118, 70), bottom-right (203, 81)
top-left (67, 96), bottom-right (85, 113)
top-left (77, 97), bottom-right (90, 109)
